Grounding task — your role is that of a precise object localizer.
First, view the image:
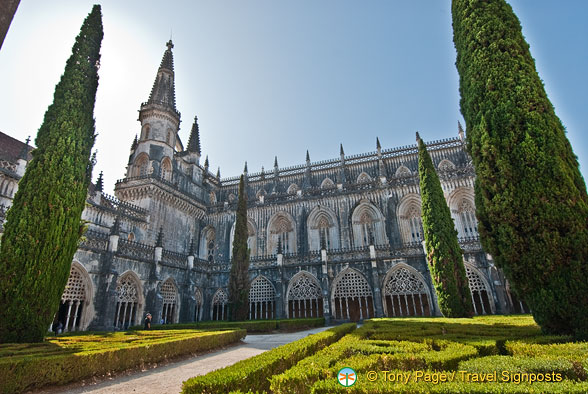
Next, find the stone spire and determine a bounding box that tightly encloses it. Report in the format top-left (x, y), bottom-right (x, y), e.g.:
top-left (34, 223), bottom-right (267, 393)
top-left (306, 150), bottom-right (310, 164)
top-left (146, 40), bottom-right (178, 114)
top-left (244, 161), bottom-right (248, 174)
top-left (376, 137), bottom-right (381, 150)
top-left (204, 155), bottom-right (209, 171)
top-left (274, 156), bottom-right (278, 168)
top-left (187, 116), bottom-right (201, 154)
top-left (216, 167), bottom-right (221, 179)
top-left (458, 121), bottom-right (465, 141)
top-left (95, 171), bottom-right (104, 192)
top-left (340, 143), bottom-right (344, 156)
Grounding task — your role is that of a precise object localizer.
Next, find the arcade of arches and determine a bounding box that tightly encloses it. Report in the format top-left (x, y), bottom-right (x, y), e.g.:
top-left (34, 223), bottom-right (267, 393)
top-left (383, 266), bottom-right (431, 317)
top-left (332, 269), bottom-right (375, 321)
top-left (287, 272), bottom-right (323, 318)
top-left (249, 276), bottom-right (275, 320)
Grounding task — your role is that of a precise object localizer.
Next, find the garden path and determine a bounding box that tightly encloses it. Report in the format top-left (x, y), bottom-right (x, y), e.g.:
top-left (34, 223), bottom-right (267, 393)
top-left (33, 326), bottom-right (331, 394)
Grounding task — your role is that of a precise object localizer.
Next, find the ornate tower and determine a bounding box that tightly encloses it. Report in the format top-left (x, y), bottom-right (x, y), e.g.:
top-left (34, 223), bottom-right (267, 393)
top-left (128, 40), bottom-right (180, 181)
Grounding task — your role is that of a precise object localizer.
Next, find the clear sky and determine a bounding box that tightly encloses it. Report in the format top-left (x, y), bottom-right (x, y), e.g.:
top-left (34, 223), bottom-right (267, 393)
top-left (0, 1), bottom-right (586, 193)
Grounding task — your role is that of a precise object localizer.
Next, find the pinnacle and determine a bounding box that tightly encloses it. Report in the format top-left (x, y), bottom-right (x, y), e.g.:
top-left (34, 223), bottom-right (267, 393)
top-left (187, 116), bottom-right (201, 154)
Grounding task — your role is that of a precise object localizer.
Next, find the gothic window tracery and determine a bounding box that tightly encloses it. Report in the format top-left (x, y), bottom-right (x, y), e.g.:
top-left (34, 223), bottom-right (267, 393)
top-left (332, 269), bottom-right (374, 321)
top-left (356, 172), bottom-right (372, 184)
top-left (359, 211), bottom-right (374, 246)
top-left (465, 266), bottom-right (493, 315)
top-left (320, 177), bottom-right (335, 189)
top-left (56, 265), bottom-right (88, 332)
top-left (383, 267), bottom-right (430, 317)
top-left (249, 276), bottom-right (275, 320)
top-left (457, 199), bottom-right (478, 237)
top-left (141, 124), bottom-right (150, 140)
top-left (211, 289), bottom-right (228, 321)
top-left (160, 279), bottom-right (177, 324)
top-left (395, 165), bottom-right (412, 177)
top-left (407, 205), bottom-right (422, 242)
top-left (318, 216), bottom-right (331, 249)
top-left (135, 154), bottom-right (149, 177)
top-left (114, 273), bottom-right (140, 329)
top-left (287, 273), bottom-right (323, 318)
top-left (161, 157), bottom-right (172, 181)
top-left (270, 215), bottom-right (294, 254)
top-left (438, 159), bottom-right (456, 172)
top-left (287, 183), bottom-right (299, 194)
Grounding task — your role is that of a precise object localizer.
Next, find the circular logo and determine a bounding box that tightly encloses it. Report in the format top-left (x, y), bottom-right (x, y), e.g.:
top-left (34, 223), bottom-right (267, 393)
top-left (337, 367), bottom-right (357, 387)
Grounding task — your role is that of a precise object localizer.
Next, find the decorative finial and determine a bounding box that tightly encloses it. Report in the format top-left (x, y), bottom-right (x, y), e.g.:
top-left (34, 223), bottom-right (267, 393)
top-left (340, 143), bottom-right (344, 156)
top-left (244, 161), bottom-right (248, 173)
top-left (306, 150), bottom-right (310, 162)
top-left (458, 121), bottom-right (465, 141)
top-left (131, 135), bottom-right (138, 151)
top-left (416, 131), bottom-right (421, 142)
top-left (19, 136), bottom-right (31, 160)
top-left (216, 167), bottom-right (221, 179)
top-left (166, 39), bottom-right (174, 51)
top-left (204, 155), bottom-right (209, 168)
top-left (95, 171), bottom-right (104, 192)
top-left (376, 137), bottom-right (381, 150)
top-left (110, 216), bottom-right (120, 236)
top-left (274, 156), bottom-right (278, 168)
top-left (25, 136), bottom-right (31, 146)
top-left (156, 227), bottom-right (164, 247)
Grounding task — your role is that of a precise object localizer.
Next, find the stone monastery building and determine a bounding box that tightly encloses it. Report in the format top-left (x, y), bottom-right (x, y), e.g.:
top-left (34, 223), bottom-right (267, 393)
top-left (0, 41), bottom-right (528, 332)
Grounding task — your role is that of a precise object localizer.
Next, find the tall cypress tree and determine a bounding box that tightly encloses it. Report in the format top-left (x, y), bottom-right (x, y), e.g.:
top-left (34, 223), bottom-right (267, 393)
top-left (417, 133), bottom-right (474, 318)
top-left (452, 0), bottom-right (588, 337)
top-left (228, 175), bottom-right (251, 321)
top-left (0, 5), bottom-right (103, 343)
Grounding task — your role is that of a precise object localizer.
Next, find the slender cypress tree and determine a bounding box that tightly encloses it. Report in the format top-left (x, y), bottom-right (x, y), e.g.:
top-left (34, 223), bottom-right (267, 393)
top-left (228, 175), bottom-right (251, 321)
top-left (0, 5), bottom-right (103, 343)
top-left (417, 133), bottom-right (474, 318)
top-left (452, 0), bottom-right (588, 337)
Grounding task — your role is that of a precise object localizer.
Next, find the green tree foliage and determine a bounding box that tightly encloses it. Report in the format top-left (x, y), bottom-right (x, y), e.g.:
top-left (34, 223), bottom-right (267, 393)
top-left (0, 5), bottom-right (103, 343)
top-left (228, 175), bottom-right (251, 321)
top-left (417, 133), bottom-right (474, 318)
top-left (452, 0), bottom-right (588, 337)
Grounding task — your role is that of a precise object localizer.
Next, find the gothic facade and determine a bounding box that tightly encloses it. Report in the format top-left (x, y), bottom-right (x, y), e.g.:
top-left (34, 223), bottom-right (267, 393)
top-left (0, 41), bottom-right (529, 332)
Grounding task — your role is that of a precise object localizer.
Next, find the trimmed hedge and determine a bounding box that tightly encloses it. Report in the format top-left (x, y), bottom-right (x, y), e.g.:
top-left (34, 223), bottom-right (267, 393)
top-left (0, 329), bottom-right (245, 394)
top-left (182, 323), bottom-right (355, 394)
top-left (129, 317), bottom-right (325, 333)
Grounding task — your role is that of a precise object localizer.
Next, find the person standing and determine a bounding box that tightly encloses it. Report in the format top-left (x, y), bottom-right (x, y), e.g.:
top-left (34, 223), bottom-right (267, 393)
top-left (144, 313), bottom-right (152, 329)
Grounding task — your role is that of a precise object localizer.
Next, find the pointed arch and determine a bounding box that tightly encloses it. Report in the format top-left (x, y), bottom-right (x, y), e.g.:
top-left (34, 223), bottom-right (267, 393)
top-left (307, 205), bottom-right (340, 250)
top-left (397, 194), bottom-right (423, 243)
top-left (114, 270), bottom-right (144, 329)
top-left (382, 263), bottom-right (432, 317)
top-left (229, 217), bottom-right (257, 259)
top-left (351, 201), bottom-right (387, 246)
top-left (267, 211), bottom-right (296, 254)
top-left (356, 171), bottom-right (372, 184)
top-left (464, 264), bottom-right (494, 315)
top-left (320, 177), bottom-right (335, 189)
top-left (141, 124), bottom-right (150, 140)
top-left (194, 287), bottom-right (203, 322)
top-left (331, 268), bottom-right (374, 321)
top-left (134, 152), bottom-right (150, 177)
top-left (56, 261), bottom-right (94, 332)
top-left (161, 156), bottom-right (172, 181)
top-left (249, 275), bottom-right (276, 320)
top-left (199, 225), bottom-right (216, 262)
top-left (211, 288), bottom-right (228, 320)
top-left (287, 183), bottom-right (299, 195)
top-left (438, 159), bottom-right (456, 171)
top-left (447, 188), bottom-right (478, 238)
top-left (286, 271), bottom-right (323, 318)
top-left (395, 165), bottom-right (412, 177)
top-left (160, 277), bottom-right (179, 324)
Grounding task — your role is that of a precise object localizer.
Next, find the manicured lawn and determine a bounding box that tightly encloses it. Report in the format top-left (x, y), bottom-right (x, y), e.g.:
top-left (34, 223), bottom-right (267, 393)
top-left (186, 315), bottom-right (588, 393)
top-left (0, 328), bottom-right (245, 394)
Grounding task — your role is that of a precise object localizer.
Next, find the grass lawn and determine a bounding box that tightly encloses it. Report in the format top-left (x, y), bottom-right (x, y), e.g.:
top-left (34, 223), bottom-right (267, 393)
top-left (0, 328), bottom-right (245, 394)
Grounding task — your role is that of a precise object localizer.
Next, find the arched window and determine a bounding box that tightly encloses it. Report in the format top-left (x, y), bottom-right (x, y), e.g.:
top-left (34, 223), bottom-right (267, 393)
top-left (307, 206), bottom-right (339, 251)
top-left (114, 273), bottom-right (141, 329)
top-left (287, 183), bottom-right (299, 195)
top-left (465, 265), bottom-right (493, 315)
top-left (166, 128), bottom-right (173, 145)
top-left (161, 157), bottom-right (172, 181)
top-left (134, 154), bottom-right (150, 177)
top-left (398, 195), bottom-right (423, 244)
top-left (359, 211), bottom-right (374, 246)
top-left (457, 199), bottom-right (478, 237)
top-left (249, 276), bottom-right (275, 320)
top-left (320, 177), bottom-right (335, 189)
top-left (200, 227), bottom-right (216, 262)
top-left (407, 205), bottom-right (422, 242)
top-left (56, 264), bottom-right (89, 332)
top-left (331, 269), bottom-right (374, 321)
top-left (287, 272), bottom-right (323, 318)
top-left (141, 124), bottom-right (150, 140)
top-left (194, 288), bottom-right (203, 322)
top-left (230, 219), bottom-right (257, 259)
top-left (160, 279), bottom-right (178, 324)
top-left (395, 165), bottom-right (412, 177)
top-left (268, 213), bottom-right (295, 254)
top-left (356, 172), bottom-right (372, 184)
top-left (211, 289), bottom-right (228, 321)
top-left (438, 159), bottom-right (456, 172)
top-left (351, 202), bottom-right (387, 246)
top-left (383, 266), bottom-right (431, 317)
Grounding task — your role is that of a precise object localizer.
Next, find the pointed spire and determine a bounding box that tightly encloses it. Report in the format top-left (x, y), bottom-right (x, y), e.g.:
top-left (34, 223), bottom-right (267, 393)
top-left (156, 227), bottom-right (164, 247)
top-left (416, 131), bottom-right (422, 142)
top-left (19, 136), bottom-right (31, 160)
top-left (261, 166), bottom-right (265, 180)
top-left (131, 135), bottom-right (138, 151)
top-left (146, 41), bottom-right (177, 113)
top-left (187, 116), bottom-right (201, 154)
top-left (216, 167), bottom-right (221, 179)
top-left (95, 171), bottom-right (104, 192)
top-left (458, 121), bottom-right (465, 141)
top-left (376, 137), bottom-right (381, 150)
top-left (244, 161), bottom-right (248, 173)
top-left (340, 143), bottom-right (344, 156)
top-left (188, 238), bottom-right (195, 256)
top-left (204, 155), bottom-right (209, 169)
top-left (274, 156), bottom-right (278, 168)
top-left (110, 216), bottom-right (120, 236)
top-left (306, 150), bottom-right (310, 163)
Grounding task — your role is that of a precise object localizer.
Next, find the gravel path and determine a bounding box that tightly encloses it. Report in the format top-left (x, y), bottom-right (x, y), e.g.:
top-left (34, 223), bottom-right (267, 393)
top-left (32, 326), bottom-right (331, 394)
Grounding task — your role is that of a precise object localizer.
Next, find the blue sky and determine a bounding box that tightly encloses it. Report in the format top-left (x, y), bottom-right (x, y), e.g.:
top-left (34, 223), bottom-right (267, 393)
top-left (0, 1), bottom-right (586, 192)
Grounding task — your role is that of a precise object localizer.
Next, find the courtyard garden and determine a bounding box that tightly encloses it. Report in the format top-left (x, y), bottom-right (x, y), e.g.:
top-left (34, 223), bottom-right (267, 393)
top-left (0, 328), bottom-right (245, 393)
top-left (183, 315), bottom-right (588, 394)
